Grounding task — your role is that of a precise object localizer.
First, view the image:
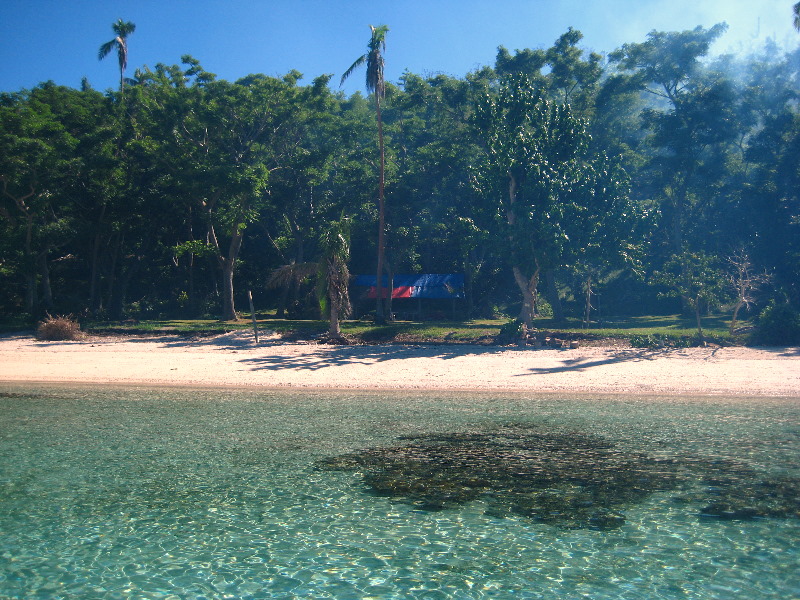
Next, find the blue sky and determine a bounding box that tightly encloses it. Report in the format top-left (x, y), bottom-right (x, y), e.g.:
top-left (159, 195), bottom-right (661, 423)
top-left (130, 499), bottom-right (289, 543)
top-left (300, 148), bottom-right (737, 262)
top-left (1, 0), bottom-right (796, 95)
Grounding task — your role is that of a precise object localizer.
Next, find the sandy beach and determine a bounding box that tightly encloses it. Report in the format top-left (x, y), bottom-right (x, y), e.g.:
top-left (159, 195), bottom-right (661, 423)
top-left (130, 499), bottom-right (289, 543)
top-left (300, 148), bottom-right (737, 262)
top-left (0, 330), bottom-right (797, 397)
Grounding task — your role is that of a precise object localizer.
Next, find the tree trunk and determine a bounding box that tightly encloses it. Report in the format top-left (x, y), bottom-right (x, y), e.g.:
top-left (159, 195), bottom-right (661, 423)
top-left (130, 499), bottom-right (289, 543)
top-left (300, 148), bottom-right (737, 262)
top-left (583, 272), bottom-right (593, 329)
top-left (512, 265), bottom-right (539, 329)
top-left (221, 260), bottom-right (236, 321)
top-left (730, 299), bottom-right (744, 334)
top-left (105, 233), bottom-right (122, 315)
top-left (375, 94), bottom-right (386, 324)
top-left (220, 227), bottom-right (244, 321)
top-left (89, 203), bottom-right (107, 314)
top-left (188, 251), bottom-right (197, 317)
top-left (290, 239), bottom-right (305, 316)
top-left (185, 206), bottom-right (198, 317)
top-left (671, 185), bottom-right (685, 254)
top-left (328, 298), bottom-right (341, 337)
top-left (385, 259), bottom-right (394, 321)
top-left (505, 171), bottom-right (542, 327)
top-left (37, 251), bottom-right (53, 311)
top-left (544, 269), bottom-right (564, 321)
top-left (694, 301), bottom-right (704, 342)
top-left (671, 184), bottom-right (692, 314)
top-left (276, 275), bottom-right (290, 319)
top-left (278, 225), bottom-right (305, 319)
top-left (464, 253), bottom-right (475, 319)
top-left (24, 272), bottom-right (37, 315)
top-left (22, 214), bottom-right (36, 313)
top-left (109, 258), bottom-right (140, 319)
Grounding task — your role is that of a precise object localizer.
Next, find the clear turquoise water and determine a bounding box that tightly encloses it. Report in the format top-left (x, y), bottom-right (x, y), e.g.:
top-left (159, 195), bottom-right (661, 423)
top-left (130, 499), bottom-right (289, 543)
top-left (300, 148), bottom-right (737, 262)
top-left (0, 384), bottom-right (797, 599)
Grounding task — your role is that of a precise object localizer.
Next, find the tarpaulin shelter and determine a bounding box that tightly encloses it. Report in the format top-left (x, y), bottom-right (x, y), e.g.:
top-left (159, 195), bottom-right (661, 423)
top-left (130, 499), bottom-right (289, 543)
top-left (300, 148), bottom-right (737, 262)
top-left (353, 274), bottom-right (464, 319)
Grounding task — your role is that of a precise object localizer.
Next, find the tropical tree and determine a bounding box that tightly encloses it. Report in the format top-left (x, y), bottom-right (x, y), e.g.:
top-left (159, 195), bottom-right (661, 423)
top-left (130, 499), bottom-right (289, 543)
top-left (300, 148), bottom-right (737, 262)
top-left (727, 250), bottom-right (771, 334)
top-left (263, 74), bottom-right (353, 319)
top-left (180, 74), bottom-right (282, 321)
top-left (98, 19), bottom-right (136, 91)
top-left (316, 217), bottom-right (352, 338)
top-left (794, 2), bottom-right (800, 31)
top-left (608, 24), bottom-right (734, 255)
top-left (390, 71), bottom-right (491, 315)
top-left (267, 217), bottom-right (352, 338)
top-left (744, 103), bottom-right (800, 304)
top-left (0, 84), bottom-right (86, 314)
top-left (651, 251), bottom-right (728, 341)
top-left (545, 28), bottom-right (603, 114)
top-left (473, 76), bottom-right (635, 327)
top-left (341, 24), bottom-right (390, 322)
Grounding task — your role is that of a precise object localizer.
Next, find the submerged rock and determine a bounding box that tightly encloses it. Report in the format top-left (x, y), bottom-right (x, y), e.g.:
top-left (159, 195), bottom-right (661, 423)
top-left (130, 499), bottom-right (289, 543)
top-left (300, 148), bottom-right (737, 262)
top-left (316, 425), bottom-right (800, 530)
top-left (698, 477), bottom-right (800, 521)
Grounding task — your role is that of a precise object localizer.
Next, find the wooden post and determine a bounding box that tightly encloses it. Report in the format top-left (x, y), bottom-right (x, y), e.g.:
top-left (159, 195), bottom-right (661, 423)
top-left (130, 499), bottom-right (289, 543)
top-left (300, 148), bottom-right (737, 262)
top-left (248, 290), bottom-right (259, 345)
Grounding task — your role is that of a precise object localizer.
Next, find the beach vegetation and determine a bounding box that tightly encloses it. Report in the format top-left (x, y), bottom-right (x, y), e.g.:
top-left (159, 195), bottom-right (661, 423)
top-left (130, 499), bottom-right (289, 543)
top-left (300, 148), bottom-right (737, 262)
top-left (35, 314), bottom-right (84, 341)
top-left (496, 318), bottom-right (525, 344)
top-left (471, 74), bottom-right (641, 328)
top-left (727, 250), bottom-right (772, 334)
top-left (267, 217), bottom-right (353, 339)
top-left (70, 312), bottom-right (741, 348)
top-left (628, 333), bottom-right (696, 349)
top-left (650, 251), bottom-right (729, 342)
top-left (0, 22), bottom-right (798, 341)
top-left (751, 301), bottom-right (800, 346)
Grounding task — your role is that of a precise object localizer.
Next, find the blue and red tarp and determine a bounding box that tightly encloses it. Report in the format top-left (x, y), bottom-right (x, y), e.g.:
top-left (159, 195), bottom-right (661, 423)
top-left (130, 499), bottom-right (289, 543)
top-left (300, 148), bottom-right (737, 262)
top-left (354, 274), bottom-right (464, 299)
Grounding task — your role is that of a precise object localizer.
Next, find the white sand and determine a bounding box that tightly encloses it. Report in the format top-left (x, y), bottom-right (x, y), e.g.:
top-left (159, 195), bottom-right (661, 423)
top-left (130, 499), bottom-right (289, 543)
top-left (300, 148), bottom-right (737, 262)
top-left (0, 331), bottom-right (797, 397)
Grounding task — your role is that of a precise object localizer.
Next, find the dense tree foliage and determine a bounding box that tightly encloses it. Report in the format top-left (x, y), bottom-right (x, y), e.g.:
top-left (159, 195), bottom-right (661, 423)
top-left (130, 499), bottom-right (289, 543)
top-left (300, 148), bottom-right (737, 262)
top-left (1, 24), bottom-right (798, 325)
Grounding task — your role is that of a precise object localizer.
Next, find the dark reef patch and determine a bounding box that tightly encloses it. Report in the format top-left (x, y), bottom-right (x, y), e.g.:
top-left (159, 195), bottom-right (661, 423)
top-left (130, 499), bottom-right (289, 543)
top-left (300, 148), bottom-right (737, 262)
top-left (316, 425), bottom-right (800, 529)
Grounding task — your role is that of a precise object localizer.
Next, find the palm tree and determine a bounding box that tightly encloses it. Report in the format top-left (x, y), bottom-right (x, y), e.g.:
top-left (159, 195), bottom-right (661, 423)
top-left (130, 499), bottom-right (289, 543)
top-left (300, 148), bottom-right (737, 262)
top-left (794, 2), bottom-right (800, 31)
top-left (341, 24), bottom-right (389, 323)
top-left (267, 218), bottom-right (352, 339)
top-left (316, 217), bottom-right (352, 338)
top-left (98, 19), bottom-right (136, 92)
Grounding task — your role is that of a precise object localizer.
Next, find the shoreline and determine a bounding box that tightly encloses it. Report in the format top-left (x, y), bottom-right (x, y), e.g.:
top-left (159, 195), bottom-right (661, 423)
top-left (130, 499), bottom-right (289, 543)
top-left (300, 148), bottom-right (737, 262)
top-left (0, 331), bottom-right (798, 398)
top-left (4, 381), bottom-right (799, 406)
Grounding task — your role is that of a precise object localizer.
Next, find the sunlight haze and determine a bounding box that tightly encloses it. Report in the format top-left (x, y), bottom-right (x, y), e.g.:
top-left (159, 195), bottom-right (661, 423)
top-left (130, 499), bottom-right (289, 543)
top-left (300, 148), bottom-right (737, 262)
top-left (0, 0), bottom-right (796, 94)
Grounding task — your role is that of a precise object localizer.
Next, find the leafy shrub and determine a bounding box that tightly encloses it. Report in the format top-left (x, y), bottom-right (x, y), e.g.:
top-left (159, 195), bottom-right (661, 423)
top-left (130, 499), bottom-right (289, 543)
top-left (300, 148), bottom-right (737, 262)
top-left (751, 302), bottom-right (800, 346)
top-left (629, 333), bottom-right (695, 349)
top-left (36, 314), bottom-right (84, 341)
top-left (535, 298), bottom-right (554, 318)
top-left (496, 318), bottom-right (525, 343)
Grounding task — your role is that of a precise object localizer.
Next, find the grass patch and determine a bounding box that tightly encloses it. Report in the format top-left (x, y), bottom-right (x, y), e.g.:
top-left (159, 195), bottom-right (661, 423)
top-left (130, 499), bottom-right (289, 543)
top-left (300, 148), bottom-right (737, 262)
top-left (83, 317), bottom-right (330, 339)
top-left (83, 319), bottom-right (252, 336)
top-left (19, 312), bottom-right (747, 346)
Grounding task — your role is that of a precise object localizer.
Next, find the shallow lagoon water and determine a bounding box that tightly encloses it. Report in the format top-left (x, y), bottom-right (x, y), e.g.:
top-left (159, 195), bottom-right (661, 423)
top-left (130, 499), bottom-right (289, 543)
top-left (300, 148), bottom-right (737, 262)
top-left (0, 384), bottom-right (797, 599)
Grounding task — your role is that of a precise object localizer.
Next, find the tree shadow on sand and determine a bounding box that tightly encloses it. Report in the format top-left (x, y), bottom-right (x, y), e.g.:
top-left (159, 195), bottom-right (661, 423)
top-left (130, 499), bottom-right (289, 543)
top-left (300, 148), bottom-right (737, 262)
top-left (516, 348), bottom-right (677, 376)
top-left (238, 343), bottom-right (511, 372)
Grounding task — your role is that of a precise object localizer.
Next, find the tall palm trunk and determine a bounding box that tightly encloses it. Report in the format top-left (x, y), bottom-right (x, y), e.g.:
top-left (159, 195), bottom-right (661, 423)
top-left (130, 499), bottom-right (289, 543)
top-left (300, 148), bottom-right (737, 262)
top-left (375, 94), bottom-right (386, 323)
top-left (329, 301), bottom-right (341, 337)
top-left (340, 24), bottom-right (389, 323)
